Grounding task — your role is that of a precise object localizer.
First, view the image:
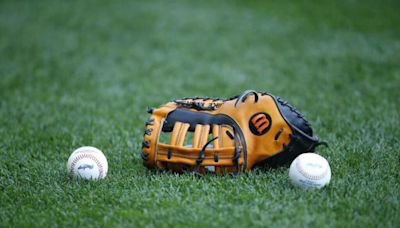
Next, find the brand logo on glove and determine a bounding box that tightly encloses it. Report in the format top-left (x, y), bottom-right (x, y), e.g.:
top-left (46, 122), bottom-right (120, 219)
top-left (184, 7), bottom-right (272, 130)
top-left (249, 112), bottom-right (272, 136)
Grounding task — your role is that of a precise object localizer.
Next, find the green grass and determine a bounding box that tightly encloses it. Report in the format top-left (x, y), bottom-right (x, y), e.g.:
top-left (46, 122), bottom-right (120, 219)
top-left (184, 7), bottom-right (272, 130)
top-left (1, 0), bottom-right (399, 227)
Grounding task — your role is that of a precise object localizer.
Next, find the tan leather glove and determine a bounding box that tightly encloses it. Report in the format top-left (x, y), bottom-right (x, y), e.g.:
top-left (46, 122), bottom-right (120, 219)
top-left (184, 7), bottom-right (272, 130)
top-left (141, 90), bottom-right (325, 174)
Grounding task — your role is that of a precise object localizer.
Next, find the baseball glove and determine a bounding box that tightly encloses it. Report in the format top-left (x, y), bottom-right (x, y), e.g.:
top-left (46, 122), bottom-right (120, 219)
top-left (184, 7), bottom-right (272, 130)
top-left (141, 90), bottom-right (325, 174)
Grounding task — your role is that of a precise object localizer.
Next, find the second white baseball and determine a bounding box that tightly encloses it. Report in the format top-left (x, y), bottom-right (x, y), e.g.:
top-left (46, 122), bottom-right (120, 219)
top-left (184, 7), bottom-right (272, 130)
top-left (289, 153), bottom-right (331, 189)
top-left (67, 146), bottom-right (108, 180)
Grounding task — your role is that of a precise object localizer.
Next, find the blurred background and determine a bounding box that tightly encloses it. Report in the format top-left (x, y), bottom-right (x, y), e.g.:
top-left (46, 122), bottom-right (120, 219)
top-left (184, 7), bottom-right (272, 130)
top-left (1, 0), bottom-right (398, 147)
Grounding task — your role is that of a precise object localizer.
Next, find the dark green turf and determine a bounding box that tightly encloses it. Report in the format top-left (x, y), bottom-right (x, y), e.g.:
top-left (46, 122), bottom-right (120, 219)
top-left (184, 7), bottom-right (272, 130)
top-left (1, 0), bottom-right (399, 227)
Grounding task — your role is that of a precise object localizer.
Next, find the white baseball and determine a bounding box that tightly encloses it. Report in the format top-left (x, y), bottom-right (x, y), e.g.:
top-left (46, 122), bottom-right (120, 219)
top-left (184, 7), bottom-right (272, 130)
top-left (289, 153), bottom-right (331, 189)
top-left (67, 146), bottom-right (108, 180)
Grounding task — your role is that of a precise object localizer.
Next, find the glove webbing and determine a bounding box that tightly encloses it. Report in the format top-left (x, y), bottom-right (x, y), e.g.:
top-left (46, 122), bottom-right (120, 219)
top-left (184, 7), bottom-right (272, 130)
top-left (155, 121), bottom-right (244, 173)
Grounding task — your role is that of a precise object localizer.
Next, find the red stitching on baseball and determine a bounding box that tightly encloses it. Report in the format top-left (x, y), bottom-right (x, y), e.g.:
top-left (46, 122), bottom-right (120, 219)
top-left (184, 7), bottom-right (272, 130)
top-left (70, 154), bottom-right (104, 179)
top-left (296, 159), bottom-right (328, 180)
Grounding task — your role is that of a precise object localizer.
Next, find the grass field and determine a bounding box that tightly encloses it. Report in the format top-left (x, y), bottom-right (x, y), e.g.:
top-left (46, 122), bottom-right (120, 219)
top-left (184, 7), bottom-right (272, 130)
top-left (1, 0), bottom-right (399, 227)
